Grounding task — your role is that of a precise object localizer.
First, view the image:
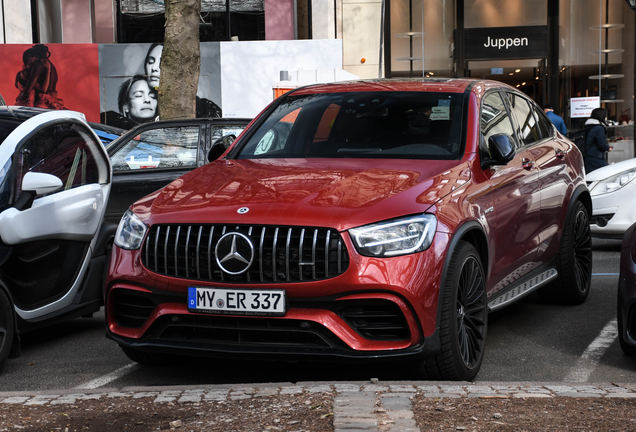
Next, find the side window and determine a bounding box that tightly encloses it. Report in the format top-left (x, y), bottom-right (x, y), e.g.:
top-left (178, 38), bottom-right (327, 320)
top-left (210, 125), bottom-right (246, 145)
top-left (111, 126), bottom-right (200, 171)
top-left (533, 106), bottom-right (555, 139)
top-left (481, 92), bottom-right (516, 145)
top-left (15, 123), bottom-right (99, 198)
top-left (506, 93), bottom-right (541, 146)
top-left (253, 108), bottom-right (300, 155)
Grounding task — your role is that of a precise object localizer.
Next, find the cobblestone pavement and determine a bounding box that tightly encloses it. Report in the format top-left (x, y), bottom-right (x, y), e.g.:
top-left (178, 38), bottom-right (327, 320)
top-left (2, 381), bottom-right (636, 431)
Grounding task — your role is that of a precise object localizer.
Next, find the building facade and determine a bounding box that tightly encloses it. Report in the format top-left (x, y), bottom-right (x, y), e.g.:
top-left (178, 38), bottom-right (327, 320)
top-left (1, 0), bottom-right (635, 131)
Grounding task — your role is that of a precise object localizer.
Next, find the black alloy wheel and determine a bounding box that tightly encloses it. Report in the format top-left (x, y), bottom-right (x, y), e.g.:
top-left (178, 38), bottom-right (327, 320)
top-left (572, 206), bottom-right (592, 293)
top-left (456, 254), bottom-right (488, 369)
top-left (0, 289), bottom-right (14, 371)
top-left (423, 241), bottom-right (487, 381)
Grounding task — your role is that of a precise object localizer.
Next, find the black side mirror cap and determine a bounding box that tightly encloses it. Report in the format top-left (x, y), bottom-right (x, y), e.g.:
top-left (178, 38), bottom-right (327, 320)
top-left (207, 134), bottom-right (236, 162)
top-left (482, 133), bottom-right (515, 168)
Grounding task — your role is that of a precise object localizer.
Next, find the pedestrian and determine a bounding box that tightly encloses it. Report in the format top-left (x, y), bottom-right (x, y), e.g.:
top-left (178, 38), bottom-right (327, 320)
top-left (584, 107), bottom-right (611, 174)
top-left (543, 103), bottom-right (567, 135)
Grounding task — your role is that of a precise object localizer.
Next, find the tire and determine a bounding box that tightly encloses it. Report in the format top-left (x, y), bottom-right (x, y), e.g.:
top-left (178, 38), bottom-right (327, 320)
top-left (618, 303), bottom-right (636, 356)
top-left (120, 345), bottom-right (185, 366)
top-left (0, 289), bottom-right (15, 372)
top-left (423, 241), bottom-right (488, 381)
top-left (539, 200), bottom-right (592, 304)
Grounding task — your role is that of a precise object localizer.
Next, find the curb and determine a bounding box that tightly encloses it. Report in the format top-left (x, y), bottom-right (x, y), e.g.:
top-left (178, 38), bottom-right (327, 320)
top-left (3, 382), bottom-right (635, 432)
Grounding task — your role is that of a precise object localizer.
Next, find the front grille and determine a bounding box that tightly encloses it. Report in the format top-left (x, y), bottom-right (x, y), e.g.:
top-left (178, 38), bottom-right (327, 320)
top-left (148, 315), bottom-right (342, 348)
top-left (142, 224), bottom-right (349, 283)
top-left (338, 300), bottom-right (410, 341)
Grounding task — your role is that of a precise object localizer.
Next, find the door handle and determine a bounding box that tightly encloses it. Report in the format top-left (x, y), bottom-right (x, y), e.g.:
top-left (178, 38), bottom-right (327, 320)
top-left (522, 158), bottom-right (535, 170)
top-left (555, 149), bottom-right (565, 158)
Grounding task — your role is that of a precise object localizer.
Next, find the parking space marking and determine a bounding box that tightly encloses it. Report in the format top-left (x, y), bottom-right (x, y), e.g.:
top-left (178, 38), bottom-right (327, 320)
top-left (563, 318), bottom-right (618, 383)
top-left (74, 363), bottom-right (139, 390)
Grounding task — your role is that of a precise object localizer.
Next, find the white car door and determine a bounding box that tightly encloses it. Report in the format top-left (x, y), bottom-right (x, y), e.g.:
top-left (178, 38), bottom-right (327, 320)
top-left (0, 110), bottom-right (111, 321)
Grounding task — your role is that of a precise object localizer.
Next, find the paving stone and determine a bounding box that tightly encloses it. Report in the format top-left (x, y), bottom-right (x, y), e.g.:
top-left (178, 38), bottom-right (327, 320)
top-left (254, 388), bottom-right (279, 397)
top-left (512, 393), bottom-right (553, 398)
top-left (204, 390), bottom-right (229, 400)
top-left (107, 392), bottom-right (134, 398)
top-left (386, 409), bottom-right (414, 419)
top-left (229, 394), bottom-right (252, 400)
top-left (421, 393), bottom-right (461, 398)
top-left (604, 393), bottom-right (636, 398)
top-left (305, 385), bottom-right (332, 393)
top-left (465, 385), bottom-right (496, 394)
top-left (280, 386), bottom-right (303, 395)
top-left (2, 397), bottom-right (30, 404)
top-left (335, 384), bottom-right (362, 392)
top-left (389, 385), bottom-right (416, 393)
top-left (416, 385), bottom-right (440, 393)
top-left (133, 392), bottom-right (159, 399)
top-left (362, 385), bottom-right (389, 392)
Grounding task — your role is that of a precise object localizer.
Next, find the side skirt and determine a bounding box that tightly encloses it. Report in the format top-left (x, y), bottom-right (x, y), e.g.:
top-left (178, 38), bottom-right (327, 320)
top-left (488, 267), bottom-right (558, 312)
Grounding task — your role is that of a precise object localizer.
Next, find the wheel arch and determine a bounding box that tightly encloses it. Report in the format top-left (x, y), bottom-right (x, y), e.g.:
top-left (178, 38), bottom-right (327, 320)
top-left (436, 220), bottom-right (489, 322)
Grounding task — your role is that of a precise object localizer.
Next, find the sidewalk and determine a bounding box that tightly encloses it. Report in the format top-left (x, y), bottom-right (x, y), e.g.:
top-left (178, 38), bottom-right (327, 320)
top-left (2, 381), bottom-right (636, 431)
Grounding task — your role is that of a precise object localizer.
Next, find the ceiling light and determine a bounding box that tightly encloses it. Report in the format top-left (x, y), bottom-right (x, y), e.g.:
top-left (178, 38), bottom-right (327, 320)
top-left (515, 69), bottom-right (521, 73)
top-left (522, 82), bottom-right (526, 86)
top-left (429, 72), bottom-right (434, 76)
top-left (509, 72), bottom-right (514, 75)
top-left (516, 84), bottom-right (520, 87)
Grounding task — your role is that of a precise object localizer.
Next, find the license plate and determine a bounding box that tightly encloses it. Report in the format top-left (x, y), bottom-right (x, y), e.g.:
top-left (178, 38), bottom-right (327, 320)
top-left (188, 287), bottom-right (286, 316)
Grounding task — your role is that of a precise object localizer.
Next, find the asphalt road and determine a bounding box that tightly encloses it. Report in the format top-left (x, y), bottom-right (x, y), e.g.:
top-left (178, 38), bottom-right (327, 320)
top-left (1, 238), bottom-right (634, 391)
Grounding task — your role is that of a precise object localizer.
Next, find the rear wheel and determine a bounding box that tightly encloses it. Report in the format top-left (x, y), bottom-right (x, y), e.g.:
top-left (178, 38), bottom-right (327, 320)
top-left (0, 289), bottom-right (15, 371)
top-left (423, 241), bottom-right (488, 381)
top-left (539, 200), bottom-right (592, 304)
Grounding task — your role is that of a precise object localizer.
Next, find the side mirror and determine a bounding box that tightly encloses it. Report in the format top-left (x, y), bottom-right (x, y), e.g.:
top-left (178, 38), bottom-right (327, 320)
top-left (207, 134), bottom-right (236, 162)
top-left (483, 133), bottom-right (515, 168)
top-left (22, 172), bottom-right (63, 195)
top-left (14, 172), bottom-right (63, 211)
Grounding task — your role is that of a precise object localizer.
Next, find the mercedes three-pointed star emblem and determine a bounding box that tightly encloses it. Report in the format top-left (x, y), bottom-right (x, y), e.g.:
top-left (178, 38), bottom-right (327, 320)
top-left (215, 232), bottom-right (255, 275)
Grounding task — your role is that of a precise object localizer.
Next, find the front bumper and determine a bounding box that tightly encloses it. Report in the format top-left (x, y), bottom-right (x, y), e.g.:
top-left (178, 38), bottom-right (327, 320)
top-left (105, 232), bottom-right (450, 361)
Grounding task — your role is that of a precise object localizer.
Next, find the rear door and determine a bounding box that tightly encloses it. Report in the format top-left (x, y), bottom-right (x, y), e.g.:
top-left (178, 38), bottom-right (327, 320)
top-left (0, 110), bottom-right (111, 320)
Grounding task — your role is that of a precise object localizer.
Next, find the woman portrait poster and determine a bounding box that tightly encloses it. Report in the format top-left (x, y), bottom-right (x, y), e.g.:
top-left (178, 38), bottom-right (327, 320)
top-left (0, 44), bottom-right (100, 122)
top-left (99, 42), bottom-right (223, 129)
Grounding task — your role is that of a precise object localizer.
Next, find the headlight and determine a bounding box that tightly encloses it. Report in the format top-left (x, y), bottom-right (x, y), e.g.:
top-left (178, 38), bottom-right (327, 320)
top-left (590, 168), bottom-right (636, 196)
top-left (114, 210), bottom-right (148, 250)
top-left (349, 214), bottom-right (437, 257)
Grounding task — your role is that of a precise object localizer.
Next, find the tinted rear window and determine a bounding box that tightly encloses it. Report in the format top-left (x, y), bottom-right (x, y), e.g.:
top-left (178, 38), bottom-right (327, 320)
top-left (235, 91), bottom-right (466, 160)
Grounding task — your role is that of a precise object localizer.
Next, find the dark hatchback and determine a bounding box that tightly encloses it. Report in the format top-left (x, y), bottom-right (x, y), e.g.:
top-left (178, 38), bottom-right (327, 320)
top-left (105, 117), bottom-right (250, 224)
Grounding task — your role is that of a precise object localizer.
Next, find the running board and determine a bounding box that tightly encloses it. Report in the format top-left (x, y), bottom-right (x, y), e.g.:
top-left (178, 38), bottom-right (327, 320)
top-left (488, 268), bottom-right (558, 312)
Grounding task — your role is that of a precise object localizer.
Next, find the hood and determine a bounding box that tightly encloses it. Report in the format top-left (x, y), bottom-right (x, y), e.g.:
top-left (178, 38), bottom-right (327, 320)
top-left (586, 157), bottom-right (636, 182)
top-left (132, 158), bottom-right (471, 231)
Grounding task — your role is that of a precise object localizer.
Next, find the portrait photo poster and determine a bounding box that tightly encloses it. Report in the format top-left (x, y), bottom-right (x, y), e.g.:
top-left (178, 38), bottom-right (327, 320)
top-left (0, 44), bottom-right (100, 122)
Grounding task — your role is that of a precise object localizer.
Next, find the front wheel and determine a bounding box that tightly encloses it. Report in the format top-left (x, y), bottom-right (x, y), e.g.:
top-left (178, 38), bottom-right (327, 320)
top-left (0, 289), bottom-right (15, 371)
top-left (423, 241), bottom-right (488, 381)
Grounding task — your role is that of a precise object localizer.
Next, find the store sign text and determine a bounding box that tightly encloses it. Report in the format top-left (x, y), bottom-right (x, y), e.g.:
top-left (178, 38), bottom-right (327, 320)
top-left (464, 26), bottom-right (548, 60)
top-left (483, 36), bottom-right (528, 50)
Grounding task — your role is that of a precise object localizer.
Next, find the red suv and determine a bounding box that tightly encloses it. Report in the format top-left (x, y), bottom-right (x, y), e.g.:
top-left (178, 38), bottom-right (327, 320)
top-left (105, 79), bottom-right (592, 380)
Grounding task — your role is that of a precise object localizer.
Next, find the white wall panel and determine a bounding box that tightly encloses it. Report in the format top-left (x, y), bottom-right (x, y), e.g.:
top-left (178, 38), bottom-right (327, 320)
top-left (3, 0), bottom-right (33, 43)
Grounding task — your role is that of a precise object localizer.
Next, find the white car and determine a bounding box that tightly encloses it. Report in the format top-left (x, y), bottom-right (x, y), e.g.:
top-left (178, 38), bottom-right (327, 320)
top-left (0, 107), bottom-right (113, 371)
top-left (587, 157), bottom-right (636, 238)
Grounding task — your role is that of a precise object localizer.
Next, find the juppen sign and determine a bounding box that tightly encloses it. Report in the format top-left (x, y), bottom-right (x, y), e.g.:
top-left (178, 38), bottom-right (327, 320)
top-left (464, 26), bottom-right (548, 61)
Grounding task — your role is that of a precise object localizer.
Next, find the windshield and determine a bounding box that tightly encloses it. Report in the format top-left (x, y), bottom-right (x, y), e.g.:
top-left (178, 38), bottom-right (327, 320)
top-left (235, 91), bottom-right (466, 160)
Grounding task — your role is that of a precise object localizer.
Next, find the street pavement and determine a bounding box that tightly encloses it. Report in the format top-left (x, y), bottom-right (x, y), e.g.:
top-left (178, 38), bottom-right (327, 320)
top-left (2, 381), bottom-right (636, 431)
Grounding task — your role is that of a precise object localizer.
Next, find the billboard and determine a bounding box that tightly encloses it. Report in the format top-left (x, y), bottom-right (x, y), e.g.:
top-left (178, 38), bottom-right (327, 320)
top-left (0, 44), bottom-right (100, 122)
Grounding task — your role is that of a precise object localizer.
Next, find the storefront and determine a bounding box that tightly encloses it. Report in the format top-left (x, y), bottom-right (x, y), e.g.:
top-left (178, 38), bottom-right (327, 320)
top-left (382, 0), bottom-right (635, 154)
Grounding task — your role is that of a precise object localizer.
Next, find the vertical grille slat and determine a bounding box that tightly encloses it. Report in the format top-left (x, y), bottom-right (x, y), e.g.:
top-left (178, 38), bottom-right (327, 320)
top-left (272, 228), bottom-right (279, 282)
top-left (196, 226), bottom-right (203, 279)
top-left (299, 228), bottom-right (305, 282)
top-left (142, 224), bottom-right (349, 283)
top-left (174, 226), bottom-right (181, 277)
top-left (285, 228), bottom-right (292, 282)
top-left (311, 229), bottom-right (318, 280)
